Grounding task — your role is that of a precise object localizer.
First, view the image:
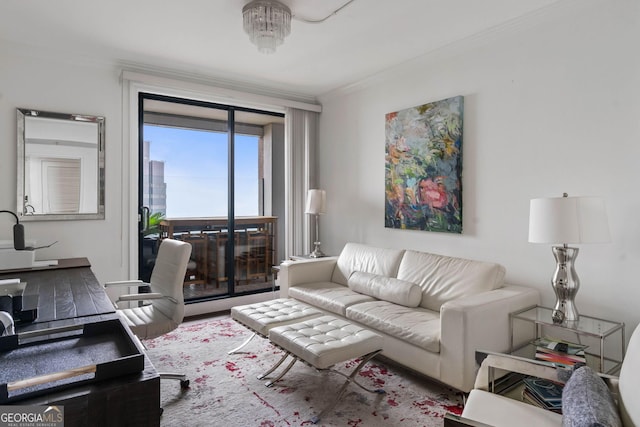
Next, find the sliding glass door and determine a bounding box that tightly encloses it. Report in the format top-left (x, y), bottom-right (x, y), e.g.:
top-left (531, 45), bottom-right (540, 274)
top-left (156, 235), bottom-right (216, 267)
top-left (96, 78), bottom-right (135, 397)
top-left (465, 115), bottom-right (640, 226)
top-left (138, 93), bottom-right (284, 302)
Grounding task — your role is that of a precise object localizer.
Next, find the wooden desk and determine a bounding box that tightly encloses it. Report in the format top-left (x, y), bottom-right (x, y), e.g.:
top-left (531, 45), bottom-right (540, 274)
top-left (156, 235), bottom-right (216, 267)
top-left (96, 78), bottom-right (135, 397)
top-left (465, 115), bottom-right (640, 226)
top-left (0, 257), bottom-right (115, 327)
top-left (0, 259), bottom-right (160, 427)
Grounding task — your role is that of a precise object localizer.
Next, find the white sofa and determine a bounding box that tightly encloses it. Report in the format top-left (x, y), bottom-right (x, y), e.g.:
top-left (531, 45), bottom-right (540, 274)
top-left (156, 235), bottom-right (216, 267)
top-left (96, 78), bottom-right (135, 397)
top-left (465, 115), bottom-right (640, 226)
top-left (278, 242), bottom-right (540, 392)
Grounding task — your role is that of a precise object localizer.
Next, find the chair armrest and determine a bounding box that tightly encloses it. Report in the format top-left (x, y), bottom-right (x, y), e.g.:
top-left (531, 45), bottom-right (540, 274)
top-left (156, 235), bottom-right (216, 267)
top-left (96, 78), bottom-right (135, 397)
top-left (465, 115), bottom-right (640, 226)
top-left (476, 350), bottom-right (620, 394)
top-left (116, 292), bottom-right (164, 303)
top-left (278, 257), bottom-right (338, 297)
top-left (474, 351), bottom-right (567, 391)
top-left (444, 413), bottom-right (494, 427)
top-left (104, 280), bottom-right (145, 288)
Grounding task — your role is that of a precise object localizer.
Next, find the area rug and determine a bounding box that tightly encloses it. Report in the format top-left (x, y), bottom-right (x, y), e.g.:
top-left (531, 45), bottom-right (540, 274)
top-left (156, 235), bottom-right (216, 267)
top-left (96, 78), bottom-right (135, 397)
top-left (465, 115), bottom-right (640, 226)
top-left (144, 316), bottom-right (463, 427)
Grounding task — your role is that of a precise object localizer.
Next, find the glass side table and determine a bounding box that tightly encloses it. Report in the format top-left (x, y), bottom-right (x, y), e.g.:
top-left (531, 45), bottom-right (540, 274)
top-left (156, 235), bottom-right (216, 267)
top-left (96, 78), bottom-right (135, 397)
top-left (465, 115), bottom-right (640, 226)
top-left (510, 305), bottom-right (625, 374)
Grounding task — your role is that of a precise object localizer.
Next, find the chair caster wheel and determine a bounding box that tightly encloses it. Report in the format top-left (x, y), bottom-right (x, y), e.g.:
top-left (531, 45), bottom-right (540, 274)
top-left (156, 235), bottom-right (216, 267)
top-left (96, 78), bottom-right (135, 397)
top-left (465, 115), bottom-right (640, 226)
top-left (160, 407), bottom-right (164, 416)
top-left (180, 379), bottom-right (190, 389)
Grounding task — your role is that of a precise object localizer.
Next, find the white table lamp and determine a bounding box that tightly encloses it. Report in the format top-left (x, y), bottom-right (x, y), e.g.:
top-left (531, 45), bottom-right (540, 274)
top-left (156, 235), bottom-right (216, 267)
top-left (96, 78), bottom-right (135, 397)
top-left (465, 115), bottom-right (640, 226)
top-left (528, 193), bottom-right (610, 323)
top-left (305, 189), bottom-right (326, 258)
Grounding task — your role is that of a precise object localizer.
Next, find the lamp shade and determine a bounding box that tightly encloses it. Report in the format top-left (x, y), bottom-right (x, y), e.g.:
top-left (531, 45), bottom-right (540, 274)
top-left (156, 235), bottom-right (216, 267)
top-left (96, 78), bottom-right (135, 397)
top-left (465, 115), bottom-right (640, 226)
top-left (305, 189), bottom-right (326, 215)
top-left (528, 196), bottom-right (611, 244)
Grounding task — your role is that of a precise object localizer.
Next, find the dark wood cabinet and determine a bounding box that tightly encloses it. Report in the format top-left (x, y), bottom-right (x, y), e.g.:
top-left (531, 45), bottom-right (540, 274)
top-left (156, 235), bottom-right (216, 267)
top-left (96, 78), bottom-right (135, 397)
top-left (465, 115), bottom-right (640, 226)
top-left (0, 259), bottom-right (161, 427)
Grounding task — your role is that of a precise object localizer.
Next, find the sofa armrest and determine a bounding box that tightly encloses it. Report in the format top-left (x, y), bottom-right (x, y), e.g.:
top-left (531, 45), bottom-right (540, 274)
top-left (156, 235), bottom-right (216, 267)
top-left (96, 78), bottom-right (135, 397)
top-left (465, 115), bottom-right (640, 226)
top-left (278, 257), bottom-right (338, 297)
top-left (439, 284), bottom-right (540, 392)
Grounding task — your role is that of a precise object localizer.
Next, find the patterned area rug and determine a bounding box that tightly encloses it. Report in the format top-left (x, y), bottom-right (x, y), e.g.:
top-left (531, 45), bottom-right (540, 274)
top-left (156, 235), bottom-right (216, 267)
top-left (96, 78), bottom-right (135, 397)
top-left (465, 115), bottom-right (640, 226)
top-left (144, 316), bottom-right (463, 427)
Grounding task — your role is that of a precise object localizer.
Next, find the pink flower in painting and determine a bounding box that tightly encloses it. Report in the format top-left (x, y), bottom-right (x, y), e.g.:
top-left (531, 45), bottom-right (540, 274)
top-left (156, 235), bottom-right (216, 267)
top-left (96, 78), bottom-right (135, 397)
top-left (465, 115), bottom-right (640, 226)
top-left (418, 177), bottom-right (448, 209)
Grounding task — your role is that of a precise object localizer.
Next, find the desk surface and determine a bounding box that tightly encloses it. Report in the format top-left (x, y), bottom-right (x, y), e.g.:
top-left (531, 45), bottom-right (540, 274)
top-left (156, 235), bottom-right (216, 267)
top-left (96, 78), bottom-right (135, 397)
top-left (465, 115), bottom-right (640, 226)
top-left (0, 257), bottom-right (115, 329)
top-left (0, 257), bottom-right (91, 274)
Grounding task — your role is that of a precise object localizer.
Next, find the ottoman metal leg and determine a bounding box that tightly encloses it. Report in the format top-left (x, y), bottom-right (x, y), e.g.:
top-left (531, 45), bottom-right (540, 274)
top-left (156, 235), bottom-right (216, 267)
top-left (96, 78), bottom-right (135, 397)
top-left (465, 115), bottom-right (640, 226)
top-left (228, 331), bottom-right (257, 355)
top-left (311, 349), bottom-right (384, 424)
top-left (257, 351), bottom-right (291, 380)
top-left (264, 355), bottom-right (298, 387)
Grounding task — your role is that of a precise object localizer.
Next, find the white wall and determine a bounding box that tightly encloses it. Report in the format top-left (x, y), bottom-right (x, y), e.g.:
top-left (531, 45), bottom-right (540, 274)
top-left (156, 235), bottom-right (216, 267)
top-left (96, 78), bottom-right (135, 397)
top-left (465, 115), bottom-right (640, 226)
top-left (317, 0), bottom-right (640, 334)
top-left (0, 47), bottom-right (126, 284)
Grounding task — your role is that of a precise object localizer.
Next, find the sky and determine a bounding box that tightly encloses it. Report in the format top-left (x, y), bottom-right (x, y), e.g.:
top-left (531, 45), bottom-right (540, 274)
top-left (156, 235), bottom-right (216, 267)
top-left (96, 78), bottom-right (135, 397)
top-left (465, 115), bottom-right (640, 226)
top-left (143, 125), bottom-right (259, 217)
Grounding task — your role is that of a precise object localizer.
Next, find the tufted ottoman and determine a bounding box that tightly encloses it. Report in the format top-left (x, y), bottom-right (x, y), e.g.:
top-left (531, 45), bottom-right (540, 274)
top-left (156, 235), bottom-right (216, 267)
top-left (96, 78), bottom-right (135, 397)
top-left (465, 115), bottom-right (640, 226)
top-left (229, 298), bottom-right (322, 354)
top-left (265, 315), bottom-right (385, 424)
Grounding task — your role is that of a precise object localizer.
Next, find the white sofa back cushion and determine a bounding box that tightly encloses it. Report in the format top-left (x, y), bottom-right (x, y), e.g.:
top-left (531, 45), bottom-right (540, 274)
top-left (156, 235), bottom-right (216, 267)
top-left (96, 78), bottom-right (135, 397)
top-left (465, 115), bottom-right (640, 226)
top-left (348, 271), bottom-right (422, 307)
top-left (397, 250), bottom-right (506, 312)
top-left (332, 243), bottom-right (405, 286)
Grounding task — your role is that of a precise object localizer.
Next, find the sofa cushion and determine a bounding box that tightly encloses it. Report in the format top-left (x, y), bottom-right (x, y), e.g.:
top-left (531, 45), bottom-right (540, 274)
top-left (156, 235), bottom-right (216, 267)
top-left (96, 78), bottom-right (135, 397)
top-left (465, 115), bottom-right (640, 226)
top-left (288, 282), bottom-right (375, 316)
top-left (562, 365), bottom-right (621, 427)
top-left (348, 271), bottom-right (422, 307)
top-left (397, 250), bottom-right (506, 312)
top-left (331, 243), bottom-right (405, 286)
top-left (346, 300), bottom-right (440, 352)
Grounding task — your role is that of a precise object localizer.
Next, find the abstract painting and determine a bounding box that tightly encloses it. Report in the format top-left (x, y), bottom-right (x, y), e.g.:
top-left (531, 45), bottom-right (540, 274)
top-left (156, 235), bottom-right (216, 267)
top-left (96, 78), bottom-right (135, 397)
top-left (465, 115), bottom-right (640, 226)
top-left (385, 96), bottom-right (463, 233)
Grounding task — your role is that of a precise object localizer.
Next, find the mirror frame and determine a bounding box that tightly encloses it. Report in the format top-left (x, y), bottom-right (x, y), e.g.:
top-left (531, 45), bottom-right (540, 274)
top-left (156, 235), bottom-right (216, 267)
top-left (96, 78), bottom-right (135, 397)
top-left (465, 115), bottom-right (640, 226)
top-left (16, 108), bottom-right (105, 221)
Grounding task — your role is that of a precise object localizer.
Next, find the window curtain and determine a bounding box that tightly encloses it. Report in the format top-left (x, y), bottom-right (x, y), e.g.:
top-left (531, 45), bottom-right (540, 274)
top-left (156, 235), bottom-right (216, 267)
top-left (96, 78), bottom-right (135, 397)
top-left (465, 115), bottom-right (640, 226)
top-left (285, 107), bottom-right (319, 258)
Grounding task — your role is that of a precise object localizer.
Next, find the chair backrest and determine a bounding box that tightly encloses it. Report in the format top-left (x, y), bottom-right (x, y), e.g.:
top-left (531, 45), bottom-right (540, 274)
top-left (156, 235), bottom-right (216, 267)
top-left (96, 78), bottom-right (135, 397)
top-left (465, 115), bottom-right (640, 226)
top-left (149, 238), bottom-right (192, 326)
top-left (619, 324), bottom-right (640, 427)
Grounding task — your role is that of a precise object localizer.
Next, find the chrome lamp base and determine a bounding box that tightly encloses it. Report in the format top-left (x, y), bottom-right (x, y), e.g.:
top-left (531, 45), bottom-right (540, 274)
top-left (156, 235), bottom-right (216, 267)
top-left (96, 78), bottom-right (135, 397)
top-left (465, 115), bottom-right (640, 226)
top-left (309, 242), bottom-right (325, 258)
top-left (309, 213), bottom-right (325, 258)
top-left (551, 245), bottom-right (580, 324)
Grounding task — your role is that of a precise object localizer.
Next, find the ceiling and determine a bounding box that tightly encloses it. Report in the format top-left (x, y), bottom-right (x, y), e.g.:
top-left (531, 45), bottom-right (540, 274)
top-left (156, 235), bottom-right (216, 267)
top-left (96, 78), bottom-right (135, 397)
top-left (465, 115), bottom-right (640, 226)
top-left (0, 0), bottom-right (563, 98)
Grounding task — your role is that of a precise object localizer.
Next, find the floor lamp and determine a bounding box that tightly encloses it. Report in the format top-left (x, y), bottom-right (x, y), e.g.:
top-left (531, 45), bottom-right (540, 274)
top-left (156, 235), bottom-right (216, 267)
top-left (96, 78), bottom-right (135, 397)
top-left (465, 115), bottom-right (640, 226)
top-left (305, 189), bottom-right (326, 258)
top-left (528, 193), bottom-right (610, 324)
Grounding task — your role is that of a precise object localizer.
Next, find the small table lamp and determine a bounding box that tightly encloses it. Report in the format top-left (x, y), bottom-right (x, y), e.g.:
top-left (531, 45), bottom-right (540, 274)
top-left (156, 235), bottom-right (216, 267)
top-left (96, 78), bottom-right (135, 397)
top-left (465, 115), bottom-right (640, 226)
top-left (305, 189), bottom-right (326, 258)
top-left (528, 193), bottom-right (610, 323)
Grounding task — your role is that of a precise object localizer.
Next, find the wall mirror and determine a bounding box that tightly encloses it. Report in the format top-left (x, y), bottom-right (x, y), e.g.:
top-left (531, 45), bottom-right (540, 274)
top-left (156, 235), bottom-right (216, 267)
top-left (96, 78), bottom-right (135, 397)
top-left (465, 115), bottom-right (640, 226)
top-left (17, 108), bottom-right (105, 221)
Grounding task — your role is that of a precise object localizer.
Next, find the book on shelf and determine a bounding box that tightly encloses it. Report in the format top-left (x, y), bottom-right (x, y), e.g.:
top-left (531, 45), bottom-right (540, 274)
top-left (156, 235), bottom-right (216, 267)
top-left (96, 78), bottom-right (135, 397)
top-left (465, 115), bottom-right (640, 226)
top-left (535, 347), bottom-right (586, 366)
top-left (531, 337), bottom-right (587, 367)
top-left (521, 377), bottom-right (563, 414)
top-left (531, 337), bottom-right (587, 355)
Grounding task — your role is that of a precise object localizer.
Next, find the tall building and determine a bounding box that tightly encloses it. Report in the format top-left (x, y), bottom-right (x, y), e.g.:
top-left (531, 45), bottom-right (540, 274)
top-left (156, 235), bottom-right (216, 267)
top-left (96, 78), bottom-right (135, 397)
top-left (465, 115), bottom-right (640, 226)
top-left (142, 140), bottom-right (167, 215)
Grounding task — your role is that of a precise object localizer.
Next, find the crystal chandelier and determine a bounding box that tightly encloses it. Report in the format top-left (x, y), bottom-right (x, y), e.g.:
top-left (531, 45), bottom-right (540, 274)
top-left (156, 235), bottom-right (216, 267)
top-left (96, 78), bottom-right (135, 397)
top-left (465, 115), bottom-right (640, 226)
top-left (242, 0), bottom-right (291, 54)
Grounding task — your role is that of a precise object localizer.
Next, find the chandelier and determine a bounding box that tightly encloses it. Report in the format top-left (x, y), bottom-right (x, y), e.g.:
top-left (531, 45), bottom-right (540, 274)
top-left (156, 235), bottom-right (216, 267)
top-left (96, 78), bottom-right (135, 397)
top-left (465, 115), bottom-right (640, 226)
top-left (242, 0), bottom-right (292, 54)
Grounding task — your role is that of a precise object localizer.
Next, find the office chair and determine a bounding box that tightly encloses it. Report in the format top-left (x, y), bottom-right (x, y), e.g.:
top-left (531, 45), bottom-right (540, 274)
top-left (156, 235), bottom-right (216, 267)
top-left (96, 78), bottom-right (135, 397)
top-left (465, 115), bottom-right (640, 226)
top-left (105, 238), bottom-right (192, 389)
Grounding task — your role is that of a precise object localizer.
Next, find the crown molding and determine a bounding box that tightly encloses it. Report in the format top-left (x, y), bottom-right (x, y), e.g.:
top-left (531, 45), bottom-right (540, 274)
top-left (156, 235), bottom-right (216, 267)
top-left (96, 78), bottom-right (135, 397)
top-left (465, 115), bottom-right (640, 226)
top-left (122, 68), bottom-right (322, 113)
top-left (1, 39), bottom-right (321, 111)
top-left (119, 63), bottom-right (320, 112)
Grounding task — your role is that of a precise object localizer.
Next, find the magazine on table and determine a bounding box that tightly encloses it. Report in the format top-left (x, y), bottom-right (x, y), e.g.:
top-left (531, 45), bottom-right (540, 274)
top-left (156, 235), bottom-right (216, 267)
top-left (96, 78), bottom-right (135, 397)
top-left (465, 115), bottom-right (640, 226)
top-left (531, 337), bottom-right (587, 367)
top-left (521, 377), bottom-right (563, 413)
top-left (531, 337), bottom-right (588, 355)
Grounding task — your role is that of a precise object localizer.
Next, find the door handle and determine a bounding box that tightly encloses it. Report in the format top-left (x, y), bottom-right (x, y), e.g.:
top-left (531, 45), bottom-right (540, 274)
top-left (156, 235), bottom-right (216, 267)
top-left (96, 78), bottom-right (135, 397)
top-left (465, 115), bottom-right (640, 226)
top-left (140, 206), bottom-right (150, 232)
